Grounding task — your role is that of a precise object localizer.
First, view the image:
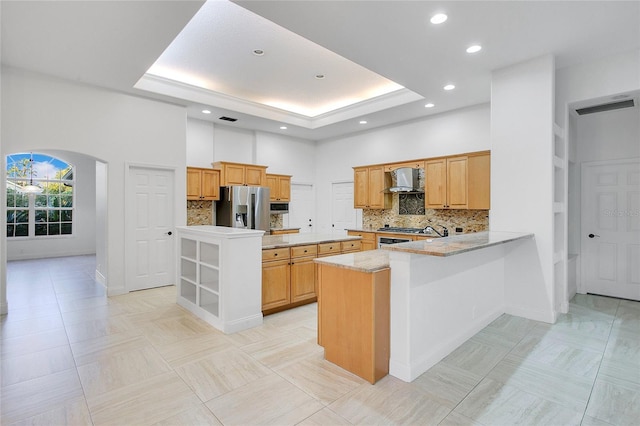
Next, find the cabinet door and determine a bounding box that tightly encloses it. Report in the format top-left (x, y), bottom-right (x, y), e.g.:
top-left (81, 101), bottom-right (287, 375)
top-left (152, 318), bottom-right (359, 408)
top-left (368, 166), bottom-right (387, 209)
top-left (278, 176), bottom-right (291, 201)
top-left (201, 169), bottom-right (220, 200)
top-left (290, 257), bottom-right (316, 303)
top-left (425, 159), bottom-right (447, 208)
top-left (262, 259), bottom-right (291, 311)
top-left (467, 153), bottom-right (490, 209)
top-left (266, 175), bottom-right (279, 200)
top-left (225, 164), bottom-right (246, 186)
top-left (245, 166), bottom-right (265, 186)
top-left (354, 168), bottom-right (369, 208)
top-left (186, 168), bottom-right (202, 200)
top-left (447, 156), bottom-right (468, 209)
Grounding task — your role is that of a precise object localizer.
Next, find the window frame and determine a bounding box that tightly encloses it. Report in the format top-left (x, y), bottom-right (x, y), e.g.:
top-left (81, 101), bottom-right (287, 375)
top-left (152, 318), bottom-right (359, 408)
top-left (6, 153), bottom-right (75, 239)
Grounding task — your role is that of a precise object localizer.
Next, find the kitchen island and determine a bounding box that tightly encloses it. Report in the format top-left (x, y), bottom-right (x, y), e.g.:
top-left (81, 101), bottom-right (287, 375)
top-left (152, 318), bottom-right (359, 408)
top-left (176, 226), bottom-right (265, 334)
top-left (315, 231), bottom-right (533, 383)
top-left (261, 233), bottom-right (363, 314)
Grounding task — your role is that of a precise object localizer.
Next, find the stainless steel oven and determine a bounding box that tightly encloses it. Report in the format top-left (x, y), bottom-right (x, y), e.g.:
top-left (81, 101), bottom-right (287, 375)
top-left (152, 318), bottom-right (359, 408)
top-left (377, 236), bottom-right (412, 249)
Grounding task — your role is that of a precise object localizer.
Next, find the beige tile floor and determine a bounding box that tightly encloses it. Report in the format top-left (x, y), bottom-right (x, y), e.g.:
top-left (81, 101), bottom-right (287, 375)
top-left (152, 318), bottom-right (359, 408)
top-left (1, 255), bottom-right (638, 425)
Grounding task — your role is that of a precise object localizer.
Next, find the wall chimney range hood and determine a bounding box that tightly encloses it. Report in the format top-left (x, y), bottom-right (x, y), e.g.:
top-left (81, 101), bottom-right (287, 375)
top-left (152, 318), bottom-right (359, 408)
top-left (386, 167), bottom-right (422, 193)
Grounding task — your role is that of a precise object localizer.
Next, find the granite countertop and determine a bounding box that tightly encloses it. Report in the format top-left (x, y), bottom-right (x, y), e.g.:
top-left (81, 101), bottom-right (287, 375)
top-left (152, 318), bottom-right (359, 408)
top-left (314, 249), bottom-right (390, 273)
top-left (380, 231), bottom-right (533, 257)
top-left (262, 233), bottom-right (361, 249)
top-left (270, 227), bottom-right (301, 231)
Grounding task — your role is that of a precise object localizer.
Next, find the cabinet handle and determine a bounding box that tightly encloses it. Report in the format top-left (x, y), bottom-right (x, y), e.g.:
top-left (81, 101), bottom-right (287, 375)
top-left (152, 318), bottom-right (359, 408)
top-left (274, 253), bottom-right (278, 257)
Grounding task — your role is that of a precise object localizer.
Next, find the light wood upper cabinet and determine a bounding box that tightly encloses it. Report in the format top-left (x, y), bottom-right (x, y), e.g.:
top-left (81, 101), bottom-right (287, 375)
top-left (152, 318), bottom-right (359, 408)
top-left (425, 156), bottom-right (468, 209)
top-left (213, 161), bottom-right (267, 186)
top-left (186, 167), bottom-right (220, 201)
top-left (353, 166), bottom-right (392, 209)
top-left (266, 174), bottom-right (291, 201)
top-left (446, 156), bottom-right (469, 209)
top-left (424, 151), bottom-right (490, 209)
top-left (467, 152), bottom-right (491, 210)
top-left (424, 159), bottom-right (447, 209)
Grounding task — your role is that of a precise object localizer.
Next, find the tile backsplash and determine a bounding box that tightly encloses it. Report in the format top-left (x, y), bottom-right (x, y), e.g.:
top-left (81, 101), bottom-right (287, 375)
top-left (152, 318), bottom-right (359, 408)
top-left (362, 194), bottom-right (488, 233)
top-left (187, 200), bottom-right (213, 226)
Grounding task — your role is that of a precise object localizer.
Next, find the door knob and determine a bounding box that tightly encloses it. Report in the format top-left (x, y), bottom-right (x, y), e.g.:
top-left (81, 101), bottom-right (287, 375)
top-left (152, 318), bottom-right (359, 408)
top-left (588, 233), bottom-right (599, 238)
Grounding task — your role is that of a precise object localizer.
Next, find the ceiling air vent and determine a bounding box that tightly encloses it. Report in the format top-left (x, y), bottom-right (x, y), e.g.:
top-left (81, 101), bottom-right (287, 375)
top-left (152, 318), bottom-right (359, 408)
top-left (219, 116), bottom-right (238, 122)
top-left (576, 99), bottom-right (635, 115)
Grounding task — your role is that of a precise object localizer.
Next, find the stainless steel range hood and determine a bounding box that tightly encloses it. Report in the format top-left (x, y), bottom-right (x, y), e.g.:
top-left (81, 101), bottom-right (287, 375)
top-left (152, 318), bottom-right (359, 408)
top-left (386, 167), bottom-right (422, 193)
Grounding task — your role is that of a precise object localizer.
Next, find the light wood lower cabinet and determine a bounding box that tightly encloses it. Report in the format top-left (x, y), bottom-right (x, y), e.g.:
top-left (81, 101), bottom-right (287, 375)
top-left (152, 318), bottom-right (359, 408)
top-left (347, 231), bottom-right (377, 251)
top-left (261, 249), bottom-right (291, 311)
top-left (317, 262), bottom-right (390, 384)
top-left (262, 240), bottom-right (361, 314)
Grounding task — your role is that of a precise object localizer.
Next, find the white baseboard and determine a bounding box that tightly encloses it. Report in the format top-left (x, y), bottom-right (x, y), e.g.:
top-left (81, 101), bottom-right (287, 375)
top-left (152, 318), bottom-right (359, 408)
top-left (223, 314), bottom-right (264, 334)
top-left (7, 250), bottom-right (95, 262)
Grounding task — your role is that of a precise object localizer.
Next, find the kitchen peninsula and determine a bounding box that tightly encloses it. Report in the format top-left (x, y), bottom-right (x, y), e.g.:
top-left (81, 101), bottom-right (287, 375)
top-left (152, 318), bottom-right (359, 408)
top-left (315, 231), bottom-right (533, 383)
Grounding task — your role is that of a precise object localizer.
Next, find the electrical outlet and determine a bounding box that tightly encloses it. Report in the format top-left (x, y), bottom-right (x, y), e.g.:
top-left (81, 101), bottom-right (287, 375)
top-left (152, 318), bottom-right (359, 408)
top-left (455, 227), bottom-right (463, 233)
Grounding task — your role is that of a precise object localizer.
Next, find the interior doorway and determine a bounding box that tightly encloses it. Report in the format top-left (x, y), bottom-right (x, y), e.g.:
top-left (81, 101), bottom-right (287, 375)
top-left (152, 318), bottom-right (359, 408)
top-left (581, 159), bottom-right (640, 300)
top-left (331, 181), bottom-right (356, 233)
top-left (125, 165), bottom-right (176, 291)
top-left (289, 183), bottom-right (315, 233)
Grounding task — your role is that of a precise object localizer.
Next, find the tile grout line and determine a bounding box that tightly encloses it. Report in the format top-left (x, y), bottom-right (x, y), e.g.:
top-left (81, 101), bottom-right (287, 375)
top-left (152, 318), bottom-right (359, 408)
top-left (578, 299), bottom-right (621, 426)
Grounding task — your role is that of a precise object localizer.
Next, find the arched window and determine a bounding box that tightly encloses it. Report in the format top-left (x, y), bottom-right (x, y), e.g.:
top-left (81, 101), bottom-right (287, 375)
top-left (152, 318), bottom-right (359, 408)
top-left (6, 153), bottom-right (74, 238)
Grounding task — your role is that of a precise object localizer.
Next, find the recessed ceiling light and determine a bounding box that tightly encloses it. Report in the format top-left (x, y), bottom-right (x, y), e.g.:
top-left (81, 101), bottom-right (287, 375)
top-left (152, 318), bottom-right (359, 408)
top-left (443, 84), bottom-right (455, 91)
top-left (202, 109), bottom-right (211, 114)
top-left (425, 103), bottom-right (435, 108)
top-left (430, 13), bottom-right (448, 24)
top-left (315, 74), bottom-right (325, 80)
top-left (466, 45), bottom-right (482, 54)
top-left (280, 126), bottom-right (287, 130)
top-left (253, 49), bottom-right (264, 56)
top-left (359, 120), bottom-right (368, 124)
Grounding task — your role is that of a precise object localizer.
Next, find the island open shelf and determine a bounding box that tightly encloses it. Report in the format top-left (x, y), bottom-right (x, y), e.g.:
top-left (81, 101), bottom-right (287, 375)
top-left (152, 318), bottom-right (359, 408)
top-left (176, 226), bottom-right (264, 334)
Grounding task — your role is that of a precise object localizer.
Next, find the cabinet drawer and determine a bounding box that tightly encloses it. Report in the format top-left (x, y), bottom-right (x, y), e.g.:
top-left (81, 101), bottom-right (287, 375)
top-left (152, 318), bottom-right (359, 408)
top-left (318, 242), bottom-right (341, 256)
top-left (291, 244), bottom-right (317, 258)
top-left (341, 240), bottom-right (361, 252)
top-left (262, 248), bottom-right (290, 262)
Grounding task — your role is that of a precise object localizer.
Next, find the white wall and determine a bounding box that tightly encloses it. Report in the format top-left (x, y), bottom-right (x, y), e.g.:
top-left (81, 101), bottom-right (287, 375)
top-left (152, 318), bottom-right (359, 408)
top-left (1, 67), bottom-right (187, 297)
top-left (315, 104), bottom-right (491, 233)
top-left (186, 118), bottom-right (214, 168)
top-left (556, 49), bottom-right (640, 127)
top-left (575, 106), bottom-right (640, 163)
top-left (214, 125), bottom-right (256, 164)
top-left (255, 132), bottom-right (316, 184)
top-left (6, 150), bottom-right (97, 260)
top-left (491, 55), bottom-right (556, 323)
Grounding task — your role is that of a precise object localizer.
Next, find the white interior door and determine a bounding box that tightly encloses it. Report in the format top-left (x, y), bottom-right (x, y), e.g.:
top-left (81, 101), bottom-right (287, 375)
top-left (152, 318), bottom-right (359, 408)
top-left (289, 183), bottom-right (314, 233)
top-left (331, 181), bottom-right (356, 232)
top-left (581, 159), bottom-right (640, 300)
top-left (126, 166), bottom-right (175, 292)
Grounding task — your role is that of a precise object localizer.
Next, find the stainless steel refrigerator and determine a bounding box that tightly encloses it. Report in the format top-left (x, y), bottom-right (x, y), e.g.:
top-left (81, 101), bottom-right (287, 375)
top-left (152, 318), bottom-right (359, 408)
top-left (216, 186), bottom-right (270, 232)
